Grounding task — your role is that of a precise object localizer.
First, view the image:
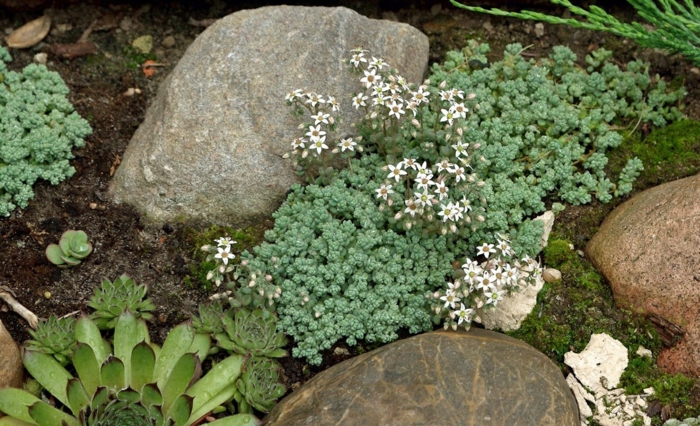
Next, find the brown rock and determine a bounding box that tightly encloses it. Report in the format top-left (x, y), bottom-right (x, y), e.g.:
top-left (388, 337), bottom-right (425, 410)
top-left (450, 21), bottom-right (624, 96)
top-left (586, 173), bottom-right (700, 375)
top-left (265, 329), bottom-right (579, 426)
top-left (0, 320), bottom-right (23, 389)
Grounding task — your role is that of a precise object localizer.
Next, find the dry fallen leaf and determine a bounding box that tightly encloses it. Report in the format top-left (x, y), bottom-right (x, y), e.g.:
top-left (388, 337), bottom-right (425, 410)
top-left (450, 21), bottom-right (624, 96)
top-left (142, 60), bottom-right (164, 78)
top-left (7, 15), bottom-right (51, 49)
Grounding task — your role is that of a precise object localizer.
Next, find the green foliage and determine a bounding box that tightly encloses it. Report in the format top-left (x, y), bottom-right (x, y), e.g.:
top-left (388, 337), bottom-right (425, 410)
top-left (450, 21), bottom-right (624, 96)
top-left (87, 275), bottom-right (156, 329)
top-left (45, 230), bottom-right (93, 267)
top-left (429, 40), bottom-right (684, 227)
top-left (240, 163), bottom-right (467, 365)
top-left (24, 315), bottom-right (76, 366)
top-left (192, 304), bottom-right (288, 414)
top-left (0, 47), bottom-right (92, 216)
top-left (449, 0), bottom-right (700, 67)
top-left (509, 234), bottom-right (661, 363)
top-left (0, 312), bottom-right (261, 426)
top-left (665, 417), bottom-right (700, 426)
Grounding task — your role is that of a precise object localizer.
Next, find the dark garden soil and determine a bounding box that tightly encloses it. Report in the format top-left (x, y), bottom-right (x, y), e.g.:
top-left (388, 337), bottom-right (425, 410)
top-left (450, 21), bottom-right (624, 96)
top-left (2, 0), bottom-right (700, 417)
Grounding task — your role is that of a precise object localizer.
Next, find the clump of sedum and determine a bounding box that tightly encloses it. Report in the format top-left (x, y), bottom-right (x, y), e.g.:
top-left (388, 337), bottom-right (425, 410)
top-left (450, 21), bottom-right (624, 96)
top-left (0, 46), bottom-right (92, 216)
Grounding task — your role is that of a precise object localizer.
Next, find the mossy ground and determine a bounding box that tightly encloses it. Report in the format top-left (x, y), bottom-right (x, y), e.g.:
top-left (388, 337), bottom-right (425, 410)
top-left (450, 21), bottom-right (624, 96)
top-left (508, 118), bottom-right (700, 424)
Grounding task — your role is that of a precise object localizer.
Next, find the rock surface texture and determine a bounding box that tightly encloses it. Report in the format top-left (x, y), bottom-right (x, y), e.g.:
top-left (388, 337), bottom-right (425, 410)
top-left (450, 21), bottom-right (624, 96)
top-left (110, 6), bottom-right (429, 228)
top-left (0, 319), bottom-right (23, 389)
top-left (264, 329), bottom-right (579, 426)
top-left (586, 173), bottom-right (700, 375)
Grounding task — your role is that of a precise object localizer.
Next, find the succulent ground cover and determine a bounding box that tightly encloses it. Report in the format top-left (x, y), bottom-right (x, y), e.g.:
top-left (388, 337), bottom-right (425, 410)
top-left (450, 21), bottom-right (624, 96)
top-left (1, 0), bottom-right (700, 424)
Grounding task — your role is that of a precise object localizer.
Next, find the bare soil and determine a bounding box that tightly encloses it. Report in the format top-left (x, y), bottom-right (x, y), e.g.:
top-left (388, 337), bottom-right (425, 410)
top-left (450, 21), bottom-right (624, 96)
top-left (1, 0), bottom-right (699, 415)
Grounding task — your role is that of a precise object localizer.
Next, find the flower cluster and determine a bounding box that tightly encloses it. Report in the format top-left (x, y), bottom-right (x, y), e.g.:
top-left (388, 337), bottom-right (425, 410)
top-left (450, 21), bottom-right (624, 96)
top-left (201, 238), bottom-right (282, 310)
top-left (430, 235), bottom-right (542, 331)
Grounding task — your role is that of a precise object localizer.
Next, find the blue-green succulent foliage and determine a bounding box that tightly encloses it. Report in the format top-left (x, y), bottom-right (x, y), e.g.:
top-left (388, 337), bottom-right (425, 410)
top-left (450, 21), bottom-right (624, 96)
top-left (232, 41), bottom-right (683, 365)
top-left (0, 47), bottom-right (92, 216)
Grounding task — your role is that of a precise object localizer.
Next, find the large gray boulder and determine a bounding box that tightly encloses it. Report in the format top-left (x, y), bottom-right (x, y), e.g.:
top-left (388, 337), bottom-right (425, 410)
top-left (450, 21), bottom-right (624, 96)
top-left (265, 329), bottom-right (580, 426)
top-left (110, 6), bottom-right (429, 228)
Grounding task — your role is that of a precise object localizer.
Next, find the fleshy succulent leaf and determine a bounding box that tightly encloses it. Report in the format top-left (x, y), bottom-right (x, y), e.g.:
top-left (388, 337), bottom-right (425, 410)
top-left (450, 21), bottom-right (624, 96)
top-left (0, 417), bottom-right (36, 426)
top-left (59, 255), bottom-right (81, 266)
top-left (187, 354), bottom-right (246, 418)
top-left (66, 378), bottom-right (90, 416)
top-left (89, 387), bottom-right (109, 410)
top-left (73, 343), bottom-right (100, 398)
top-left (100, 356), bottom-right (126, 391)
top-left (165, 394), bottom-right (193, 426)
top-left (45, 244), bottom-right (66, 266)
top-left (162, 353), bottom-right (199, 414)
top-left (206, 414), bottom-right (262, 426)
top-left (130, 341), bottom-right (156, 392)
top-left (58, 230), bottom-right (77, 254)
top-left (114, 310), bottom-right (147, 381)
top-left (75, 316), bottom-right (111, 365)
top-left (140, 383), bottom-right (163, 407)
top-left (188, 333), bottom-right (212, 363)
top-left (0, 388), bottom-right (41, 424)
top-left (154, 321), bottom-right (195, 390)
top-left (22, 349), bottom-right (73, 407)
top-left (188, 383), bottom-right (239, 426)
top-left (27, 401), bottom-right (80, 426)
top-left (116, 389), bottom-right (140, 404)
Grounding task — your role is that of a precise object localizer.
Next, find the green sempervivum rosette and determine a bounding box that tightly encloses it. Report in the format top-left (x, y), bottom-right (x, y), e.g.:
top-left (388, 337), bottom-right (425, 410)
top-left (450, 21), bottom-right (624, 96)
top-left (215, 308), bottom-right (288, 358)
top-left (45, 230), bottom-right (93, 267)
top-left (0, 311), bottom-right (261, 426)
top-left (234, 357), bottom-right (286, 414)
top-left (88, 275), bottom-right (156, 329)
top-left (24, 315), bottom-right (76, 367)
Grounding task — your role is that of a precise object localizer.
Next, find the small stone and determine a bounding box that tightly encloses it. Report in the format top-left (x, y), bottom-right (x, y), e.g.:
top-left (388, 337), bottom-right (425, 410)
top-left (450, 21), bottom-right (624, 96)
top-left (534, 23), bottom-right (545, 37)
top-left (690, 67), bottom-right (700, 75)
top-left (542, 268), bottom-right (562, 283)
top-left (119, 17), bottom-right (133, 32)
top-left (55, 23), bottom-right (72, 32)
top-left (89, 202), bottom-right (97, 209)
top-left (132, 35), bottom-right (153, 54)
top-left (162, 35), bottom-right (175, 48)
top-left (482, 21), bottom-right (493, 32)
top-left (643, 387), bottom-right (655, 395)
top-left (636, 345), bottom-right (652, 358)
top-left (33, 52), bottom-right (47, 64)
top-left (124, 88), bottom-right (136, 96)
top-left (333, 347), bottom-right (350, 356)
top-left (43, 291), bottom-right (51, 299)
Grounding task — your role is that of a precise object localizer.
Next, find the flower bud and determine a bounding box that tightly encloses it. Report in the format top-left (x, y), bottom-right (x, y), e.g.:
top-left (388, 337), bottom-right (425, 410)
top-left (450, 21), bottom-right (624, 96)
top-left (241, 260), bottom-right (248, 266)
top-left (477, 181), bottom-right (485, 187)
top-left (332, 148), bottom-right (339, 154)
top-left (219, 265), bottom-right (225, 273)
top-left (265, 274), bottom-right (273, 282)
top-left (411, 119), bottom-right (420, 127)
top-left (427, 214), bottom-right (434, 221)
top-left (250, 274), bottom-right (257, 280)
top-left (387, 199), bottom-right (393, 207)
top-left (423, 79), bottom-right (431, 86)
top-left (467, 93), bottom-right (476, 100)
top-left (433, 291), bottom-right (441, 298)
top-left (449, 224), bottom-right (457, 233)
top-left (411, 131), bottom-right (417, 138)
top-left (370, 111), bottom-right (378, 119)
top-left (259, 289), bottom-right (265, 296)
top-left (315, 312), bottom-right (321, 318)
top-left (394, 212), bottom-right (402, 220)
top-left (268, 299), bottom-right (274, 306)
top-left (206, 271), bottom-right (214, 280)
top-left (303, 296), bottom-right (309, 302)
top-left (271, 257), bottom-right (277, 263)
top-left (441, 227), bottom-right (447, 235)
top-left (477, 215), bottom-right (485, 222)
top-left (457, 127), bottom-right (463, 136)
top-left (405, 221), bottom-right (412, 230)
top-left (273, 293), bottom-right (280, 299)
top-left (201, 245), bottom-right (210, 251)
top-left (302, 150), bottom-right (309, 159)
top-left (451, 323), bottom-right (458, 331)
top-left (329, 116), bottom-right (335, 124)
top-left (439, 80), bottom-right (446, 89)
top-left (445, 133), bottom-right (451, 141)
top-left (214, 279), bottom-right (222, 287)
top-left (357, 145), bottom-right (364, 152)
top-left (298, 123), bottom-right (305, 129)
top-left (249, 281), bottom-right (256, 287)
top-left (443, 322), bottom-right (449, 330)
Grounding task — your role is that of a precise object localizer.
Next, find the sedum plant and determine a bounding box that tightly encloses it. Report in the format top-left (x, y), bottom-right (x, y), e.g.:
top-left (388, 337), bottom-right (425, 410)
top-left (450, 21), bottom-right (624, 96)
top-left (450, 0), bottom-right (700, 67)
top-left (45, 230), bottom-right (93, 267)
top-left (88, 275), bottom-right (156, 329)
top-left (24, 315), bottom-right (76, 367)
top-left (0, 47), bottom-right (92, 217)
top-left (428, 40), bottom-right (684, 235)
top-left (0, 311), bottom-right (260, 426)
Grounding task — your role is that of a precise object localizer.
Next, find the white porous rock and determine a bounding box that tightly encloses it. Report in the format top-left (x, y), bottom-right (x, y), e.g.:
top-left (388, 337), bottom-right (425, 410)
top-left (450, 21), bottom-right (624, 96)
top-left (566, 374), bottom-right (593, 421)
top-left (533, 210), bottom-right (555, 251)
top-left (565, 333), bottom-right (628, 394)
top-left (636, 345), bottom-right (653, 358)
top-left (481, 274), bottom-right (544, 332)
